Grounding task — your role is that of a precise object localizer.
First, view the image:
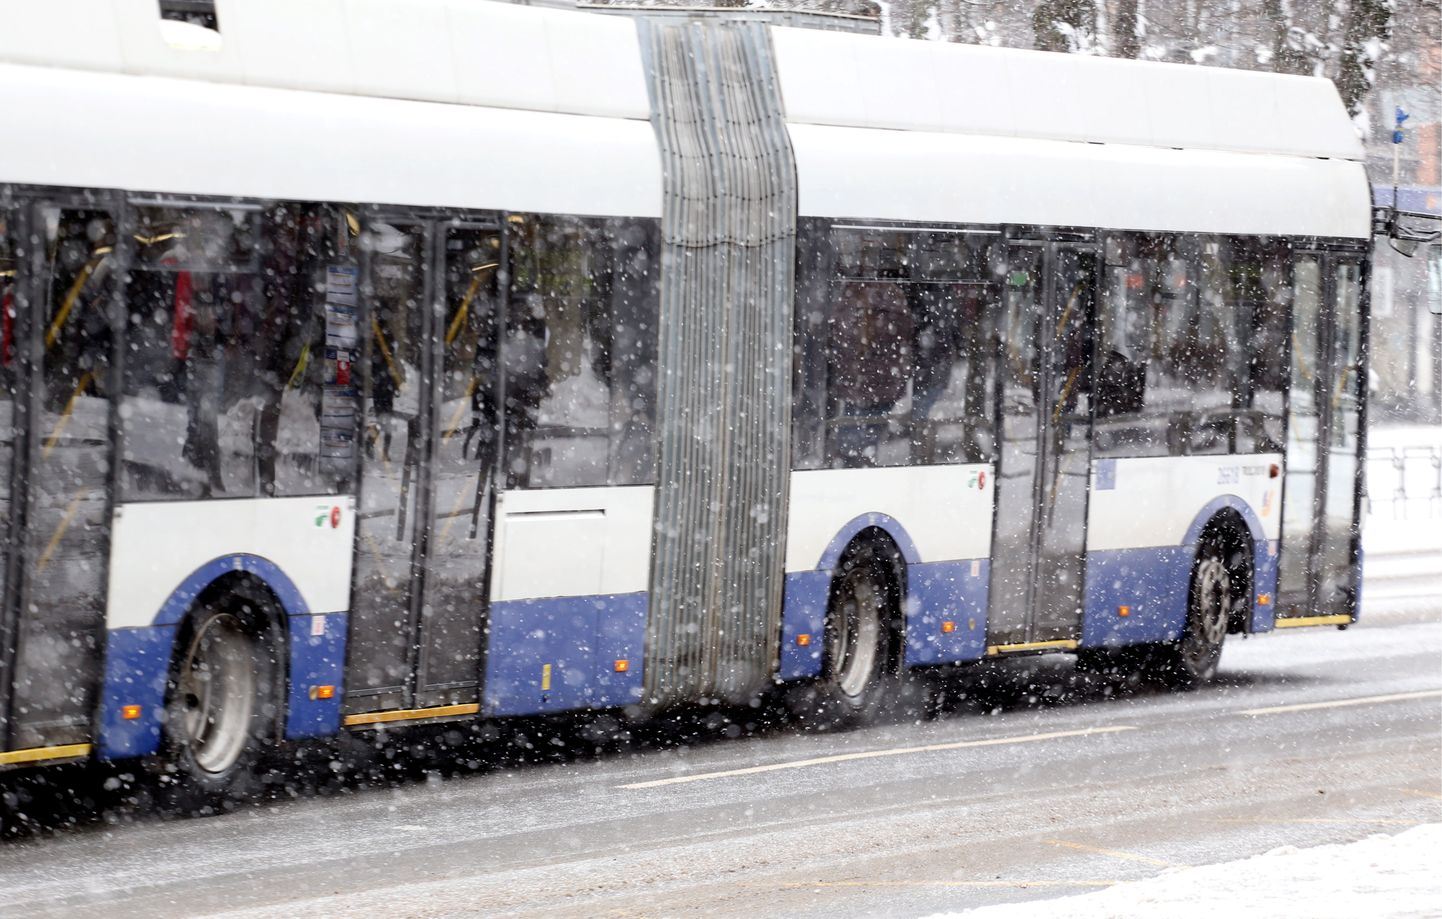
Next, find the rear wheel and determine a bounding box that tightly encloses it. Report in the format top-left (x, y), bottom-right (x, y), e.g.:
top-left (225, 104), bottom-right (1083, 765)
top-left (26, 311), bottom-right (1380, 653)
top-left (792, 544), bottom-right (904, 727)
top-left (155, 607), bottom-right (277, 812)
top-left (1155, 540), bottom-right (1232, 689)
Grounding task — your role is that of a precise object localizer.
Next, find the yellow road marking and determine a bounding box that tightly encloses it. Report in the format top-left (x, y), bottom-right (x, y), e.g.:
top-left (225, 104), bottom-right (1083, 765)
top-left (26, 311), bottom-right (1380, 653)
top-left (1274, 614), bottom-right (1352, 628)
top-left (1239, 689), bottom-right (1442, 716)
top-left (1400, 788), bottom-right (1442, 801)
top-left (619, 725), bottom-right (1135, 790)
top-left (1043, 838), bottom-right (1182, 868)
top-left (1211, 817), bottom-right (1421, 827)
top-left (775, 879), bottom-right (1118, 890)
top-left (343, 702), bottom-right (480, 727)
top-left (986, 639), bottom-right (1079, 656)
top-left (0, 743), bottom-right (92, 767)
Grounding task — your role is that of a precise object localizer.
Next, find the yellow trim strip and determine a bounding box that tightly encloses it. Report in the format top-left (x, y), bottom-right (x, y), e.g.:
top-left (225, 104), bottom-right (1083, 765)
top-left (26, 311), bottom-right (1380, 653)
top-left (986, 639), bottom-right (1079, 656)
top-left (0, 743), bottom-right (92, 767)
top-left (343, 703), bottom-right (480, 727)
top-left (1274, 614), bottom-right (1352, 629)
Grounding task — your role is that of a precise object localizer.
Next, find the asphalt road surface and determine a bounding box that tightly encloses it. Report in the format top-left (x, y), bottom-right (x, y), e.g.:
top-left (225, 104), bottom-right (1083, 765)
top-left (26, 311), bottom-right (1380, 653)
top-left (1, 597), bottom-right (1438, 918)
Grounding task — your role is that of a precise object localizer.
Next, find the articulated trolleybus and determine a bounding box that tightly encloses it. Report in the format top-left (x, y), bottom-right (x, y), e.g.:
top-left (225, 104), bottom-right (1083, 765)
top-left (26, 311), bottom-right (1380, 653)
top-left (0, 1), bottom-right (1369, 802)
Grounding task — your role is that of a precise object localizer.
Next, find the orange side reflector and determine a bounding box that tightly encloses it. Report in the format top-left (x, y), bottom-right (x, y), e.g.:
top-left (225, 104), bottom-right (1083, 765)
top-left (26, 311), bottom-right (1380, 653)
top-left (121, 704), bottom-right (142, 721)
top-left (614, 659), bottom-right (630, 673)
top-left (941, 620), bottom-right (956, 634)
top-left (1258, 594), bottom-right (1272, 606)
top-left (1118, 605), bottom-right (1131, 618)
top-left (796, 633), bottom-right (811, 647)
top-left (310, 685), bottom-right (336, 701)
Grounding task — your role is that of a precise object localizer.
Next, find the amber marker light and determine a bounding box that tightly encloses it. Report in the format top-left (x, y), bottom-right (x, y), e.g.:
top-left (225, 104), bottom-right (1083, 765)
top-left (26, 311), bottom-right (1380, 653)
top-left (796, 633), bottom-right (811, 646)
top-left (121, 704), bottom-right (142, 720)
top-left (1118, 605), bottom-right (1131, 618)
top-left (941, 620), bottom-right (956, 633)
top-left (614, 659), bottom-right (630, 673)
top-left (310, 685), bottom-right (336, 701)
top-left (1258, 594), bottom-right (1272, 606)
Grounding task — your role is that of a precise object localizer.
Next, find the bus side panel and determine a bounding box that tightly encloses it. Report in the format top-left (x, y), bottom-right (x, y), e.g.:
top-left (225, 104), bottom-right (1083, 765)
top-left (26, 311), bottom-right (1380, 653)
top-left (483, 486), bottom-right (651, 716)
top-left (782, 465), bottom-right (994, 675)
top-left (98, 496), bottom-right (355, 759)
top-left (1082, 454), bottom-right (1280, 648)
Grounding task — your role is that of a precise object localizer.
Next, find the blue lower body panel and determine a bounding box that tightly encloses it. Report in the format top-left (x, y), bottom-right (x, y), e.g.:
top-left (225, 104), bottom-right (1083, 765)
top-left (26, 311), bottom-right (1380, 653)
top-left (779, 559), bottom-right (990, 679)
top-left (98, 612), bottom-right (350, 759)
top-left (1250, 540), bottom-right (1281, 633)
top-left (1082, 546), bottom-right (1193, 647)
top-left (1084, 539), bottom-right (1283, 647)
top-left (98, 625), bottom-right (178, 760)
top-left (285, 612), bottom-right (348, 740)
top-left (483, 592), bottom-right (648, 717)
top-left (779, 571), bottom-right (830, 680)
top-left (904, 559), bottom-right (989, 666)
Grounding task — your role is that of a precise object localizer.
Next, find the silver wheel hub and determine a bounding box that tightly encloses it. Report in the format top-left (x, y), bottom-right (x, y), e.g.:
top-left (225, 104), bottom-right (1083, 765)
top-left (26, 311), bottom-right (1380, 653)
top-left (177, 613), bottom-right (256, 775)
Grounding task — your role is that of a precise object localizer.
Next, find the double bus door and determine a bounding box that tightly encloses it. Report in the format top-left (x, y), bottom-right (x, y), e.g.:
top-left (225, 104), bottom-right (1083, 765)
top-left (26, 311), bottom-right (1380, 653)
top-left (988, 241), bottom-right (1098, 648)
top-left (0, 194), bottom-right (120, 754)
top-left (1277, 250), bottom-right (1365, 620)
top-left (345, 217), bottom-right (502, 715)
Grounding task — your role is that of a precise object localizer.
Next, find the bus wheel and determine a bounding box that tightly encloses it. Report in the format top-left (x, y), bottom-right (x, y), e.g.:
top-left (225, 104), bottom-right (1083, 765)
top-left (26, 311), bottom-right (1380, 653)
top-left (156, 607), bottom-right (276, 812)
top-left (1156, 540), bottom-right (1231, 690)
top-left (802, 545), bottom-right (900, 726)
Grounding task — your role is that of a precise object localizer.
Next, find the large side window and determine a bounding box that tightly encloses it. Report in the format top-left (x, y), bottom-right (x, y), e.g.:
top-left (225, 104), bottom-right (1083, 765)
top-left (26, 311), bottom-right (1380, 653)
top-left (1097, 234), bottom-right (1262, 458)
top-left (1231, 238), bottom-right (1290, 453)
top-left (1095, 234), bottom-right (1163, 456)
top-left (502, 215), bottom-right (658, 489)
top-left (795, 224), bottom-right (999, 470)
top-left (119, 202), bottom-right (357, 501)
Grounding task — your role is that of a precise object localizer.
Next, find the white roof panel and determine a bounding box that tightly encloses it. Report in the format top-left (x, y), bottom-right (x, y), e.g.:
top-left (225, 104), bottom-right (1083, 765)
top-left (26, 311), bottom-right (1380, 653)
top-left (773, 27), bottom-right (1364, 162)
top-left (791, 123), bottom-right (1370, 238)
top-left (0, 0), bottom-right (650, 121)
top-left (0, 63), bottom-right (662, 218)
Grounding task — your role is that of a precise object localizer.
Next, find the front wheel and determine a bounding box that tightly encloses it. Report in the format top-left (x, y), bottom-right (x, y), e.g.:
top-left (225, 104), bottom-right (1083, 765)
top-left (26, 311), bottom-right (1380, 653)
top-left (1155, 541), bottom-right (1232, 690)
top-left (154, 607), bottom-right (277, 813)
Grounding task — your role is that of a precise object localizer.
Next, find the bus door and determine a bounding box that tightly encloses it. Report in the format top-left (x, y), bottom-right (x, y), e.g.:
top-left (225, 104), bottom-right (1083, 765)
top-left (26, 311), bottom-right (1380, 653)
top-left (346, 217), bottom-right (501, 715)
top-left (0, 200), bottom-right (19, 749)
top-left (4, 196), bottom-right (119, 753)
top-left (1277, 252), bottom-right (1364, 619)
top-left (989, 241), bottom-right (1098, 648)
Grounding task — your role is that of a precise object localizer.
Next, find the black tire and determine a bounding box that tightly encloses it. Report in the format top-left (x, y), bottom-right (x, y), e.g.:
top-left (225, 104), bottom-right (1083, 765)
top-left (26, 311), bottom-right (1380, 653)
top-left (793, 544), bottom-right (903, 727)
top-left (153, 605), bottom-right (279, 814)
top-left (1154, 539), bottom-right (1232, 690)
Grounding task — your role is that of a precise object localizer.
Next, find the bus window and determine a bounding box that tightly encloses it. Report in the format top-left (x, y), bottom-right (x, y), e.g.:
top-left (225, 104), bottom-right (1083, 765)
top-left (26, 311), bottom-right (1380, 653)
top-left (1232, 238), bottom-right (1290, 454)
top-left (503, 215), bottom-right (660, 489)
top-left (819, 226), bottom-right (998, 469)
top-left (120, 203), bottom-right (356, 502)
top-left (122, 205), bottom-right (259, 499)
top-left (1094, 234), bottom-right (1160, 457)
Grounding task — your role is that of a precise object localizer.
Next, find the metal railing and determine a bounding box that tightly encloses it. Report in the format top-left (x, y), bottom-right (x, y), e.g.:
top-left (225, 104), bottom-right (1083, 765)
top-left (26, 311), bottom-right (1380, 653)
top-left (1366, 444), bottom-right (1442, 519)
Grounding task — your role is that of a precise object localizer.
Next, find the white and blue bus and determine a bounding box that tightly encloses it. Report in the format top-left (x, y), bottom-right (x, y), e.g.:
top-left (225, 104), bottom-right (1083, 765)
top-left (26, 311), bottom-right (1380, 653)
top-left (0, 0), bottom-right (1370, 804)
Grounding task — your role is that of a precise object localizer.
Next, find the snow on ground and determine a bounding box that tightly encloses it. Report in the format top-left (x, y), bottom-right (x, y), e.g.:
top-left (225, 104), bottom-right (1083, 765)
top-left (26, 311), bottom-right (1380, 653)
top-left (930, 824), bottom-right (1442, 919)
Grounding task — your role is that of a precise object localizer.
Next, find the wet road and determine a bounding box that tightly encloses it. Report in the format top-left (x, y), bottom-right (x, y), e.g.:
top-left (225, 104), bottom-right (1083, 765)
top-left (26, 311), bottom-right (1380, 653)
top-left (1, 598), bottom-right (1438, 918)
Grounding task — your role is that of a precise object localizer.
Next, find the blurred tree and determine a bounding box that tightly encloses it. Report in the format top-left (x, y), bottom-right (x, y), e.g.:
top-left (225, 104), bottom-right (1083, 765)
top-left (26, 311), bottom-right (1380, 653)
top-left (1337, 0), bottom-right (1394, 115)
top-left (1032, 0), bottom-right (1096, 52)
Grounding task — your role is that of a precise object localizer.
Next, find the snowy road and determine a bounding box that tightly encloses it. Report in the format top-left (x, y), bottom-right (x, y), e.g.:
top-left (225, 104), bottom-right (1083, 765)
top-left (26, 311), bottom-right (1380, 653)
top-left (2, 601), bottom-right (1439, 918)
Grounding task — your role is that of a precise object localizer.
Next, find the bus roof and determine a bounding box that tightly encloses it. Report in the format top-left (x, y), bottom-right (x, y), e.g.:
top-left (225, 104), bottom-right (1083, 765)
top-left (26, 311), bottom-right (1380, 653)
top-left (2, 0), bottom-right (1363, 164)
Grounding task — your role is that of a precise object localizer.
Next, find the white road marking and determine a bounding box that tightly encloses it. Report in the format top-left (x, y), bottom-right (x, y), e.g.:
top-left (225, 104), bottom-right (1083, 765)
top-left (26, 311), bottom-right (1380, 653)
top-left (619, 725), bottom-right (1135, 790)
top-left (1239, 689), bottom-right (1442, 717)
